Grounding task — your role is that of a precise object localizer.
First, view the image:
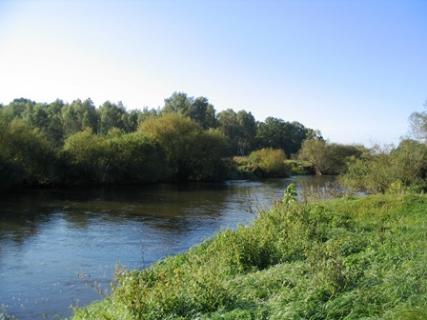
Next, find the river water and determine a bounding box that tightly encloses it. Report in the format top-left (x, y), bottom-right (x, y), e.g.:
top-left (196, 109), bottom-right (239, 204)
top-left (0, 176), bottom-right (336, 319)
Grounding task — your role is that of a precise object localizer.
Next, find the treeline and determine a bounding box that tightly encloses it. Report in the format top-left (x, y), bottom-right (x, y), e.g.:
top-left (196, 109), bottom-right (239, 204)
top-left (0, 92), bottom-right (323, 189)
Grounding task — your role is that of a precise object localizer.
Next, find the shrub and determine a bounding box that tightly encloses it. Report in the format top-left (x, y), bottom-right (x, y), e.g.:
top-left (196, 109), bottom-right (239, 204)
top-left (299, 139), bottom-right (364, 175)
top-left (140, 114), bottom-right (228, 181)
top-left (0, 117), bottom-right (56, 188)
top-left (248, 148), bottom-right (287, 176)
top-left (341, 140), bottom-right (427, 193)
top-left (283, 159), bottom-right (315, 175)
top-left (62, 129), bottom-right (169, 184)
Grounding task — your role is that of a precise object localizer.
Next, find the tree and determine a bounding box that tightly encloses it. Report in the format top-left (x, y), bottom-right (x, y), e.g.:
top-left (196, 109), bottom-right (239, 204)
top-left (298, 139), bottom-right (363, 175)
top-left (62, 129), bottom-right (169, 184)
top-left (98, 101), bottom-right (126, 134)
top-left (217, 109), bottom-right (256, 155)
top-left (341, 140), bottom-right (427, 193)
top-left (163, 93), bottom-right (217, 129)
top-left (24, 101), bottom-right (65, 145)
top-left (410, 103), bottom-right (427, 143)
top-left (62, 99), bottom-right (98, 137)
top-left (140, 113), bottom-right (227, 180)
top-left (163, 92), bottom-right (192, 114)
top-left (256, 117), bottom-right (316, 156)
top-left (256, 117), bottom-right (286, 150)
top-left (0, 117), bottom-right (55, 187)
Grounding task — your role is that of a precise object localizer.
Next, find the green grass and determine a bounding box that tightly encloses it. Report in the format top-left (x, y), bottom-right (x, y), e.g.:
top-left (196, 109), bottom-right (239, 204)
top-left (73, 194), bottom-right (427, 320)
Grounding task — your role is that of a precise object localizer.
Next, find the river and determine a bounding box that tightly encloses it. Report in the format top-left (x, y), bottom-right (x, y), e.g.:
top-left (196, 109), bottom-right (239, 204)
top-left (0, 176), bottom-right (337, 320)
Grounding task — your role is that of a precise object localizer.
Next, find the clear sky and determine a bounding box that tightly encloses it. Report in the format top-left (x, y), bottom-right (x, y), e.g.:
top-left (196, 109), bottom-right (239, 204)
top-left (0, 0), bottom-right (426, 145)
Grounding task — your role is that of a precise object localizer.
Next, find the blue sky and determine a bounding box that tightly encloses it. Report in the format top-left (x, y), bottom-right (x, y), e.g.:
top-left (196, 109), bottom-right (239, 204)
top-left (0, 0), bottom-right (426, 145)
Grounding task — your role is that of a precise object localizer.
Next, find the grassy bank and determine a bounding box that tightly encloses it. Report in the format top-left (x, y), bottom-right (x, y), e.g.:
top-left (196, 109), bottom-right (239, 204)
top-left (73, 194), bottom-right (427, 320)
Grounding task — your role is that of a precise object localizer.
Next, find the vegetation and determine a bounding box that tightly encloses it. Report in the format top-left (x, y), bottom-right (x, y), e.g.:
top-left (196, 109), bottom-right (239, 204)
top-left (69, 101), bottom-right (427, 319)
top-left (0, 93), bottom-right (327, 189)
top-left (282, 159), bottom-right (315, 175)
top-left (341, 139), bottom-right (427, 194)
top-left (410, 103), bottom-right (427, 143)
top-left (298, 139), bottom-right (364, 175)
top-left (62, 129), bottom-right (169, 185)
top-left (73, 193), bottom-right (427, 320)
top-left (140, 113), bottom-right (228, 181)
top-left (229, 148), bottom-right (289, 179)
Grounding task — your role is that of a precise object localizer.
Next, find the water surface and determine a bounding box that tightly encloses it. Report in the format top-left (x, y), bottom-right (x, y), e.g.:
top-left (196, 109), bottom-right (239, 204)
top-left (0, 176), bottom-right (336, 319)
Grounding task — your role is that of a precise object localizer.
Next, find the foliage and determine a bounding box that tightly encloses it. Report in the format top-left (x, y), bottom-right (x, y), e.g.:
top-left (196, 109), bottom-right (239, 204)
top-left (0, 93), bottom-right (320, 188)
top-left (140, 114), bottom-right (227, 181)
top-left (0, 116), bottom-right (56, 188)
top-left (248, 148), bottom-right (287, 177)
top-left (217, 109), bottom-right (257, 156)
top-left (73, 194), bottom-right (427, 320)
top-left (341, 139), bottom-right (427, 193)
top-left (409, 103), bottom-right (427, 143)
top-left (282, 183), bottom-right (297, 206)
top-left (229, 148), bottom-right (288, 179)
top-left (163, 92), bottom-right (217, 129)
top-left (256, 117), bottom-right (319, 156)
top-left (62, 129), bottom-right (169, 185)
top-left (299, 139), bottom-right (364, 175)
top-left (283, 159), bottom-right (315, 175)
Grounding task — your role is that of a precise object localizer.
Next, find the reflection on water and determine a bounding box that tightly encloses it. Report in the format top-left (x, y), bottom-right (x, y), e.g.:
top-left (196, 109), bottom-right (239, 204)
top-left (0, 176), bottom-right (336, 320)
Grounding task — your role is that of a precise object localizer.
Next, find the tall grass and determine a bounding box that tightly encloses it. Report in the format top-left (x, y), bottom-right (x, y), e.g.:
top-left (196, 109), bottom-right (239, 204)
top-left (73, 194), bottom-right (427, 320)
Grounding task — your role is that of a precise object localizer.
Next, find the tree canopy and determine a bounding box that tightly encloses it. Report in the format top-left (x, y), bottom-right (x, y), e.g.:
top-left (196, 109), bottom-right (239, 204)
top-left (0, 92), bottom-right (323, 188)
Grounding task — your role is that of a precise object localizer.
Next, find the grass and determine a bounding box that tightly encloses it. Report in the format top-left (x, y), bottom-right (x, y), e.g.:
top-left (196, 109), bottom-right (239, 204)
top-left (73, 194), bottom-right (427, 320)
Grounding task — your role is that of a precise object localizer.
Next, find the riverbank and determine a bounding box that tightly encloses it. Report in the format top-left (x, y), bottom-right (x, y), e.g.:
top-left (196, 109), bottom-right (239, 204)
top-left (73, 194), bottom-right (427, 319)
top-left (2, 177), bottom-right (337, 320)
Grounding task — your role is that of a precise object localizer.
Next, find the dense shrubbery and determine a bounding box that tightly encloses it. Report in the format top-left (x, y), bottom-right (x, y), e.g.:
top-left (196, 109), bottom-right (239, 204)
top-left (229, 148), bottom-right (288, 179)
top-left (298, 139), bottom-right (364, 175)
top-left (140, 114), bottom-right (228, 181)
top-left (73, 194), bottom-right (427, 320)
top-left (248, 148), bottom-right (287, 175)
top-left (0, 117), bottom-right (56, 188)
top-left (282, 159), bottom-right (315, 175)
top-left (0, 93), bottom-right (323, 188)
top-left (341, 139), bottom-right (427, 193)
top-left (62, 130), bottom-right (170, 185)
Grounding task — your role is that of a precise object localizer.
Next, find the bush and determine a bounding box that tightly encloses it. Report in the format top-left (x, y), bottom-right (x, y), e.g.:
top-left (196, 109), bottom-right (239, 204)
top-left (228, 148), bottom-right (288, 179)
top-left (140, 114), bottom-right (228, 181)
top-left (62, 129), bottom-right (169, 184)
top-left (299, 139), bottom-right (364, 175)
top-left (341, 140), bottom-right (427, 193)
top-left (248, 148), bottom-right (287, 177)
top-left (0, 117), bottom-right (56, 188)
top-left (283, 159), bottom-right (315, 175)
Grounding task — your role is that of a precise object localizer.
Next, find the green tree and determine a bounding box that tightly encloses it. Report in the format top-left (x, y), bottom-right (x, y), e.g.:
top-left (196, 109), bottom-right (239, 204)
top-left (410, 103), bottom-right (427, 143)
top-left (0, 117), bottom-right (55, 188)
top-left (217, 109), bottom-right (256, 155)
top-left (98, 101), bottom-right (126, 134)
top-left (299, 139), bottom-right (363, 175)
top-left (140, 113), bottom-right (227, 180)
top-left (163, 92), bottom-right (192, 114)
top-left (163, 93), bottom-right (217, 129)
top-left (256, 117), bottom-right (316, 156)
top-left (62, 99), bottom-right (98, 137)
